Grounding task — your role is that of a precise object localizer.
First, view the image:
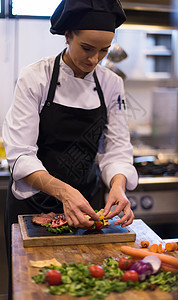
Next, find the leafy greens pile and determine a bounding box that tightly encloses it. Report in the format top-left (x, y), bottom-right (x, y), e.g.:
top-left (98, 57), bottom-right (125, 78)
top-left (32, 257), bottom-right (178, 300)
top-left (45, 223), bottom-right (74, 234)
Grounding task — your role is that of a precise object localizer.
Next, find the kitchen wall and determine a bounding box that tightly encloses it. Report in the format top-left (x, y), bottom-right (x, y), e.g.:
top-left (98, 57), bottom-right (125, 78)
top-left (0, 18), bottom-right (178, 144)
top-left (0, 18), bottom-right (66, 135)
top-left (0, 18), bottom-right (15, 135)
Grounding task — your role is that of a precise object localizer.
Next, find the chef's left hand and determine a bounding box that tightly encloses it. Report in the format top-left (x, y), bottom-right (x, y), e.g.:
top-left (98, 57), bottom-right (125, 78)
top-left (103, 174), bottom-right (134, 227)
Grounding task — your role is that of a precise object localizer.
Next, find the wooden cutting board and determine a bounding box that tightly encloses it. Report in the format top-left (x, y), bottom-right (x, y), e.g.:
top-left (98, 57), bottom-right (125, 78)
top-left (18, 214), bottom-right (136, 247)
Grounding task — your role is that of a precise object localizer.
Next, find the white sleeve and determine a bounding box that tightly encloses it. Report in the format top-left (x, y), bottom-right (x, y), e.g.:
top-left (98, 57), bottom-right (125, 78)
top-left (97, 76), bottom-right (138, 190)
top-left (2, 63), bottom-right (49, 187)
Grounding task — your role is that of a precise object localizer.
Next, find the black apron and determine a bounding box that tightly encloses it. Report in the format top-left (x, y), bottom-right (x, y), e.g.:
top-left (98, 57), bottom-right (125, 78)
top-left (4, 52), bottom-right (107, 299)
top-left (37, 52), bottom-right (107, 205)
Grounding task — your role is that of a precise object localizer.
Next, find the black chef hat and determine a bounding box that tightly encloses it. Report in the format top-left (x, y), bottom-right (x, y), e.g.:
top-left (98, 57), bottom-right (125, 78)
top-left (50, 0), bottom-right (126, 35)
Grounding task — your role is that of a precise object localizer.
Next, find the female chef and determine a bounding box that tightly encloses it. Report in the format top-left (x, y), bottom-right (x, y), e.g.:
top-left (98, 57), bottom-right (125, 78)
top-left (3, 0), bottom-right (138, 262)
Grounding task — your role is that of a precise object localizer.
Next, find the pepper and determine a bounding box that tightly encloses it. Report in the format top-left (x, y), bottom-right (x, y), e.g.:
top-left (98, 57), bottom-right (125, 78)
top-left (87, 216), bottom-right (105, 231)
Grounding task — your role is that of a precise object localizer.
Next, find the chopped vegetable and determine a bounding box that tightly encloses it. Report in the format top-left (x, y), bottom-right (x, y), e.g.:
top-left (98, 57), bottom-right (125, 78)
top-left (87, 219), bottom-right (104, 231)
top-left (120, 246), bottom-right (178, 269)
top-left (46, 223), bottom-right (74, 234)
top-left (38, 209), bottom-right (110, 234)
top-left (142, 255), bottom-right (161, 274)
top-left (150, 244), bottom-right (158, 253)
top-left (32, 257), bottom-right (178, 299)
top-left (129, 260), bottom-right (153, 281)
top-left (122, 270), bottom-right (139, 282)
top-left (149, 270), bottom-right (178, 293)
top-left (141, 241), bottom-right (149, 248)
top-left (45, 269), bottom-right (62, 285)
top-left (89, 265), bottom-right (105, 278)
top-left (103, 257), bottom-right (124, 278)
top-left (165, 242), bottom-right (178, 252)
top-left (118, 257), bottom-right (133, 270)
top-left (86, 213), bottom-right (107, 231)
top-left (158, 244), bottom-right (164, 253)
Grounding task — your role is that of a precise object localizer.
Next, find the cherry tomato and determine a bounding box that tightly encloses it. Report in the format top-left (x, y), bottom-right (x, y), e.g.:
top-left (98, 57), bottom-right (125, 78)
top-left (45, 269), bottom-right (62, 285)
top-left (87, 221), bottom-right (104, 231)
top-left (118, 257), bottom-right (133, 270)
top-left (95, 221), bottom-right (104, 230)
top-left (122, 270), bottom-right (139, 282)
top-left (89, 265), bottom-right (105, 278)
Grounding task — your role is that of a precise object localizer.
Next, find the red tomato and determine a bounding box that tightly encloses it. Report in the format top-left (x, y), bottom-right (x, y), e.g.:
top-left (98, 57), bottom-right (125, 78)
top-left (118, 257), bottom-right (133, 270)
top-left (95, 221), bottom-right (104, 231)
top-left (45, 269), bottom-right (62, 285)
top-left (89, 265), bottom-right (105, 278)
top-left (122, 270), bottom-right (139, 282)
top-left (87, 221), bottom-right (104, 231)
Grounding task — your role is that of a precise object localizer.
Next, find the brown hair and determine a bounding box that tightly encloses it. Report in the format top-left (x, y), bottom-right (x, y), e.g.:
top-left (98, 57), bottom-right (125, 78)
top-left (66, 30), bottom-right (80, 39)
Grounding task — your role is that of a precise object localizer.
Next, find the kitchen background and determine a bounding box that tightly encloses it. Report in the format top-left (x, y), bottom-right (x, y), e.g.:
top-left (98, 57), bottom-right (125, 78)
top-left (0, 0), bottom-right (178, 298)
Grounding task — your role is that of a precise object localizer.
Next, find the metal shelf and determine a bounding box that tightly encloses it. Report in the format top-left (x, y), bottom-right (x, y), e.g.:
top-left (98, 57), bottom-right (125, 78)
top-left (144, 49), bottom-right (172, 56)
top-left (139, 176), bottom-right (178, 185)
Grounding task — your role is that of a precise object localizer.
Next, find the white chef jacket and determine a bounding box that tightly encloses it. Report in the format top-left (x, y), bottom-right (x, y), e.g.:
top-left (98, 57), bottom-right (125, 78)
top-left (2, 53), bottom-right (138, 199)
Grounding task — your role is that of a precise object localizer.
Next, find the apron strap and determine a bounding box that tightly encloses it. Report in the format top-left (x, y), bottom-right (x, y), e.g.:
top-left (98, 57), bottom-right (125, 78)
top-left (93, 70), bottom-right (105, 107)
top-left (45, 52), bottom-right (61, 106)
top-left (44, 52), bottom-right (107, 120)
top-left (93, 70), bottom-right (107, 122)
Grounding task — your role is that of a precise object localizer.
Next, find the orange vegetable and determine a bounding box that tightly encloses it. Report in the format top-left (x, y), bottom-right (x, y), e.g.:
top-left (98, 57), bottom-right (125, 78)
top-left (150, 244), bottom-right (158, 253)
top-left (165, 242), bottom-right (177, 252)
top-left (158, 244), bottom-right (164, 253)
top-left (120, 245), bottom-right (178, 269)
top-left (161, 263), bottom-right (178, 273)
top-left (140, 241), bottom-right (149, 248)
top-left (140, 248), bottom-right (149, 251)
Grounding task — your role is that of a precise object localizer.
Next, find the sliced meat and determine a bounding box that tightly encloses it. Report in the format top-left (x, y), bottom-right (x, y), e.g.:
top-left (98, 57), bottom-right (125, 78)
top-left (32, 212), bottom-right (57, 226)
top-left (32, 216), bottom-right (52, 226)
top-left (47, 212), bottom-right (57, 218)
top-left (32, 212), bottom-right (67, 227)
top-left (40, 212), bottom-right (56, 221)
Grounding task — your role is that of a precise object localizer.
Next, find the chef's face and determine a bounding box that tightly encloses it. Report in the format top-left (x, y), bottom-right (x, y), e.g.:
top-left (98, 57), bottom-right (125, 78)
top-left (64, 30), bottom-right (114, 76)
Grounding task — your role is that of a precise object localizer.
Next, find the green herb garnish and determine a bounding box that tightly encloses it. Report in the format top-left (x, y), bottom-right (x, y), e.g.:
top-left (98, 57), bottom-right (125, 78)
top-left (45, 223), bottom-right (74, 234)
top-left (32, 257), bottom-right (178, 299)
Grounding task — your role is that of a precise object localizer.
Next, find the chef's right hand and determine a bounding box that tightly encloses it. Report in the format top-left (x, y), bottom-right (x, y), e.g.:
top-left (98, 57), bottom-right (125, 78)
top-left (59, 183), bottom-right (100, 228)
top-left (23, 170), bottom-right (99, 228)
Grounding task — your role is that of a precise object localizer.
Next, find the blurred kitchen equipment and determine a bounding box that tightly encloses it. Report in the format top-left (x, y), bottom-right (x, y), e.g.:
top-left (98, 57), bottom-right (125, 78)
top-left (126, 87), bottom-right (178, 239)
top-left (102, 43), bottom-right (128, 80)
top-left (121, 0), bottom-right (174, 27)
top-left (125, 175), bottom-right (178, 239)
top-left (105, 152), bottom-right (178, 239)
top-left (107, 43), bottom-right (128, 62)
top-left (105, 112), bottom-right (178, 240)
top-left (151, 88), bottom-right (178, 152)
top-left (103, 59), bottom-right (126, 80)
